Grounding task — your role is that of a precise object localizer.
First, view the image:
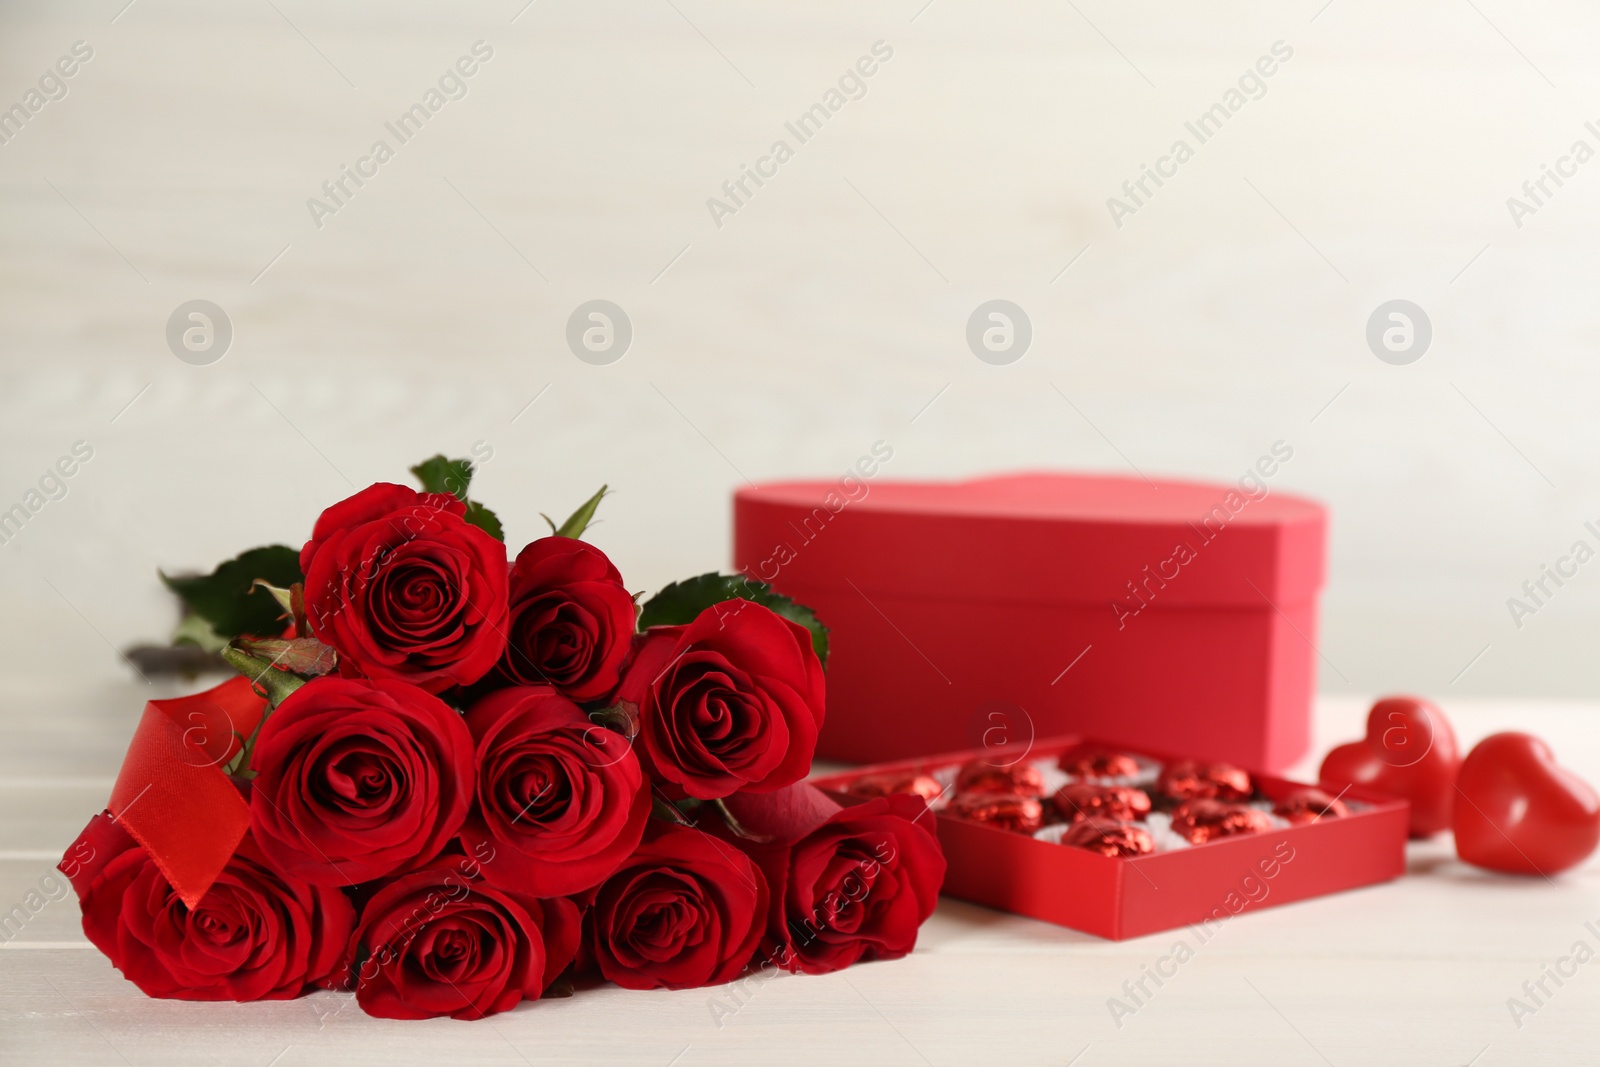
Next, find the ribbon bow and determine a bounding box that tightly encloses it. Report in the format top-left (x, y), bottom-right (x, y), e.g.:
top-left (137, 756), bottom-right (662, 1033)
top-left (100, 677), bottom-right (268, 907)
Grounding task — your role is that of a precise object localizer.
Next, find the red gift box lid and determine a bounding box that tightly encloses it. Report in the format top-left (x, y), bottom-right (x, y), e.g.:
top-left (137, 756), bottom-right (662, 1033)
top-left (735, 471), bottom-right (1326, 608)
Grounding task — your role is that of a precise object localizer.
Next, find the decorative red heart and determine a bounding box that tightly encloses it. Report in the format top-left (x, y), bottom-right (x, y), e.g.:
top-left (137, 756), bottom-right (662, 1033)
top-left (1319, 695), bottom-right (1460, 838)
top-left (1452, 732), bottom-right (1600, 876)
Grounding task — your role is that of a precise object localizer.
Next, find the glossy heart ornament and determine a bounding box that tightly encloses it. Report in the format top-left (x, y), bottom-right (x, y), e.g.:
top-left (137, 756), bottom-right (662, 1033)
top-left (1452, 732), bottom-right (1600, 877)
top-left (1319, 695), bottom-right (1460, 838)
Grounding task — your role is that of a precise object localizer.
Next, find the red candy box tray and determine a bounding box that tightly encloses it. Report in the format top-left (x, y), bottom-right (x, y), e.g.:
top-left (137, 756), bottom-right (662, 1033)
top-left (810, 735), bottom-right (1408, 941)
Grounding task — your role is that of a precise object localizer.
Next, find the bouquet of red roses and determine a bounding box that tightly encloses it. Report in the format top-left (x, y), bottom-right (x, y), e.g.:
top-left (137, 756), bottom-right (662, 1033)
top-left (59, 457), bottom-right (945, 1020)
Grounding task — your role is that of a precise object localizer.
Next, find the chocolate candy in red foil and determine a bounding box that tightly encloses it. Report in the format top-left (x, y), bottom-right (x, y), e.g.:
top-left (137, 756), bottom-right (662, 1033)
top-left (1058, 750), bottom-right (1142, 781)
top-left (948, 791), bottom-right (1045, 833)
top-left (1170, 799), bottom-right (1273, 843)
top-left (1157, 760), bottom-right (1253, 802)
top-left (1053, 782), bottom-right (1152, 824)
top-left (1272, 787), bottom-right (1349, 825)
top-left (955, 759), bottom-right (1046, 797)
top-left (847, 772), bottom-right (946, 806)
top-left (1060, 818), bottom-right (1156, 857)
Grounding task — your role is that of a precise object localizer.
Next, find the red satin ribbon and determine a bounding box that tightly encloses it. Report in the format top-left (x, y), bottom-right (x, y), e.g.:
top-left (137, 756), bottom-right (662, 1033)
top-left (108, 677), bottom-right (268, 907)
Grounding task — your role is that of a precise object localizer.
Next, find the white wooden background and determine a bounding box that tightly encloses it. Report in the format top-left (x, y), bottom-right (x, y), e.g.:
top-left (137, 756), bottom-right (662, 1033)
top-left (2, 0), bottom-right (1600, 701)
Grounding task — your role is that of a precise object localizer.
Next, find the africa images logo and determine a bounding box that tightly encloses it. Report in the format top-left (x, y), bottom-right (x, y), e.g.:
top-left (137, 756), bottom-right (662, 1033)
top-left (705, 41), bottom-right (894, 229)
top-left (1106, 41), bottom-right (1293, 229)
top-left (305, 42), bottom-right (494, 230)
top-left (0, 41), bottom-right (93, 147)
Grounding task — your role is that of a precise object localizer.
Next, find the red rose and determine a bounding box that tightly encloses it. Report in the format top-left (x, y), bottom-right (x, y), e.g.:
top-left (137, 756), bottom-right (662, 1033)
top-left (725, 788), bottom-right (946, 975)
top-left (249, 676), bottom-right (474, 886)
top-left (62, 813), bottom-right (353, 1001)
top-left (582, 823), bottom-right (767, 990)
top-left (301, 482), bottom-right (509, 693)
top-left (460, 685), bottom-right (650, 896)
top-left (344, 862), bottom-right (582, 1020)
top-left (616, 601), bottom-right (824, 800)
top-left (496, 536), bottom-right (635, 701)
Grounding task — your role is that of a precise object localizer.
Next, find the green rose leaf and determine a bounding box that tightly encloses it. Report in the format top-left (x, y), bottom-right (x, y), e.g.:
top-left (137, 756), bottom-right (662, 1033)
top-left (409, 455), bottom-right (474, 499)
top-left (170, 611), bottom-right (229, 653)
top-left (235, 635), bottom-right (339, 677)
top-left (638, 572), bottom-right (829, 667)
top-left (462, 500), bottom-right (504, 541)
top-left (160, 546), bottom-right (303, 639)
top-left (555, 485), bottom-right (608, 540)
top-left (220, 644), bottom-right (305, 718)
top-left (410, 454), bottom-right (504, 542)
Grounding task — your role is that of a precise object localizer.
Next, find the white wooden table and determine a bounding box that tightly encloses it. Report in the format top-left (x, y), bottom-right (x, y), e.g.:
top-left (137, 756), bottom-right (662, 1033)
top-left (3, 685), bottom-right (1596, 1066)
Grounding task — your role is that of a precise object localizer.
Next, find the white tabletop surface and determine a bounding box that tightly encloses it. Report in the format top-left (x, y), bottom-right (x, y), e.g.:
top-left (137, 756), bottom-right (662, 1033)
top-left (3, 684), bottom-right (1596, 1067)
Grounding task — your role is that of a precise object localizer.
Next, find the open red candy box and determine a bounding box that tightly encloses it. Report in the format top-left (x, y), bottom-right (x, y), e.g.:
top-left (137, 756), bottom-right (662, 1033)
top-left (810, 735), bottom-right (1408, 941)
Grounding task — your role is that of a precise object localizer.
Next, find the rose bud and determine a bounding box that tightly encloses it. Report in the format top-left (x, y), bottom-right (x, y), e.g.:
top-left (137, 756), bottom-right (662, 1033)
top-left (496, 536), bottom-right (636, 702)
top-left (741, 793), bottom-right (946, 976)
top-left (1060, 818), bottom-right (1156, 858)
top-left (300, 482), bottom-right (509, 693)
top-left (1059, 750), bottom-right (1142, 780)
top-left (1157, 760), bottom-right (1253, 802)
top-left (1273, 787), bottom-right (1349, 825)
top-left (616, 600), bottom-right (824, 800)
top-left (948, 791), bottom-right (1045, 834)
top-left (249, 677), bottom-right (474, 886)
top-left (848, 772), bottom-right (946, 807)
top-left (460, 686), bottom-right (650, 897)
top-left (1170, 799), bottom-right (1272, 844)
top-left (581, 823), bottom-right (767, 990)
top-left (63, 814), bottom-right (353, 1001)
top-left (342, 864), bottom-right (581, 1020)
top-left (1053, 782), bottom-right (1152, 824)
top-left (955, 760), bottom-right (1046, 797)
